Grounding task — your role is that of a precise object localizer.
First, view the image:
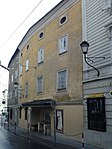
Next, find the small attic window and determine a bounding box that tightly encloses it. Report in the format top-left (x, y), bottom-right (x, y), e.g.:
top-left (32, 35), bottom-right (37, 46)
top-left (39, 31), bottom-right (44, 39)
top-left (59, 15), bottom-right (67, 25)
top-left (26, 44), bottom-right (29, 50)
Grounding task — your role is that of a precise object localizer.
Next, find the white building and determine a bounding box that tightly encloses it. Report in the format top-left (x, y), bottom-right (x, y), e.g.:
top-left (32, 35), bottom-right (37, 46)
top-left (82, 0), bottom-right (112, 148)
top-left (0, 67), bottom-right (9, 115)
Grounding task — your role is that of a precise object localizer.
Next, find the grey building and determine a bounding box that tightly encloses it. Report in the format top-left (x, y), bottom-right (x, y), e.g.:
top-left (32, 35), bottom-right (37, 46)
top-left (8, 48), bottom-right (20, 125)
top-left (81, 0), bottom-right (112, 148)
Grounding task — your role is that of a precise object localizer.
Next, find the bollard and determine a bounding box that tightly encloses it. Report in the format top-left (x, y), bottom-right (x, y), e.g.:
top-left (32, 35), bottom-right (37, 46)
top-left (82, 132), bottom-right (84, 149)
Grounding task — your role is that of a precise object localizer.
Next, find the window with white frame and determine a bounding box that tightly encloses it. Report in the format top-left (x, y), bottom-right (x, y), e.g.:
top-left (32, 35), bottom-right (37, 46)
top-left (15, 69), bottom-right (18, 79)
top-left (25, 82), bottom-right (28, 97)
top-left (26, 59), bottom-right (29, 71)
top-left (19, 64), bottom-right (22, 75)
top-left (59, 35), bottom-right (68, 54)
top-left (57, 69), bottom-right (67, 91)
top-left (11, 74), bottom-right (13, 82)
top-left (59, 15), bottom-right (67, 25)
top-left (36, 76), bottom-right (43, 93)
top-left (38, 47), bottom-right (44, 64)
top-left (38, 31), bottom-right (44, 39)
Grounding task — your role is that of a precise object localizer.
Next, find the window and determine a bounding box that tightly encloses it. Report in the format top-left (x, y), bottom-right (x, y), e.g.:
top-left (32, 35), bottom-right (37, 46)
top-left (36, 76), bottom-right (43, 93)
top-left (38, 47), bottom-right (44, 64)
top-left (56, 110), bottom-right (63, 132)
top-left (44, 112), bottom-right (51, 122)
top-left (15, 69), bottom-right (18, 79)
top-left (87, 97), bottom-right (106, 132)
top-left (10, 108), bottom-right (12, 119)
top-left (25, 108), bottom-right (28, 120)
top-left (19, 107), bottom-right (22, 119)
top-left (59, 16), bottom-right (67, 25)
top-left (102, 0), bottom-right (112, 10)
top-left (11, 74), bottom-right (13, 82)
top-left (19, 86), bottom-right (23, 98)
top-left (59, 35), bottom-right (68, 54)
top-left (57, 69), bottom-right (67, 91)
top-left (25, 82), bottom-right (28, 97)
top-left (26, 44), bottom-right (29, 50)
top-left (110, 27), bottom-right (112, 42)
top-left (19, 64), bottom-right (22, 75)
top-left (26, 59), bottom-right (29, 71)
top-left (39, 31), bottom-right (44, 39)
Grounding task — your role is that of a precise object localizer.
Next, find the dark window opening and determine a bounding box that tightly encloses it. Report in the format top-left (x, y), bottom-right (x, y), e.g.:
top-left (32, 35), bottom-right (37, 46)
top-left (19, 107), bottom-right (22, 119)
top-left (10, 108), bottom-right (12, 119)
top-left (27, 45), bottom-right (29, 50)
top-left (39, 32), bottom-right (44, 39)
top-left (60, 16), bottom-right (67, 24)
top-left (87, 97), bottom-right (106, 132)
top-left (25, 108), bottom-right (28, 120)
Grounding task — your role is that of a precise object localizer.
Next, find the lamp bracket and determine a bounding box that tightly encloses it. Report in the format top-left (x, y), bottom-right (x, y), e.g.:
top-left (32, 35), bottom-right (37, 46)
top-left (86, 56), bottom-right (105, 63)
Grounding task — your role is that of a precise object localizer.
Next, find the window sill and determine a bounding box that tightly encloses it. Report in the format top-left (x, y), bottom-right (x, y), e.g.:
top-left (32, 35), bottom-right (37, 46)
top-left (38, 61), bottom-right (44, 65)
top-left (57, 88), bottom-right (67, 92)
top-left (59, 51), bottom-right (67, 55)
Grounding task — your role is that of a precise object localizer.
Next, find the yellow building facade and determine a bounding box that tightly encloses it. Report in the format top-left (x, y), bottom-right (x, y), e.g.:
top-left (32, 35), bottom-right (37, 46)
top-left (18, 0), bottom-right (83, 137)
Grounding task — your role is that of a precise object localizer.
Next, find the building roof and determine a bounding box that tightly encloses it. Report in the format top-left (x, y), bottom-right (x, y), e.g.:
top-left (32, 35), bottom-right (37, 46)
top-left (8, 48), bottom-right (20, 68)
top-left (22, 99), bottom-right (56, 108)
top-left (17, 0), bottom-right (70, 50)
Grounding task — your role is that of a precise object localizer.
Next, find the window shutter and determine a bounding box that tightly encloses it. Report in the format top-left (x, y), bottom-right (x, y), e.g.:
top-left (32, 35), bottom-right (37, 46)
top-left (38, 48), bottom-right (44, 64)
top-left (57, 70), bottom-right (67, 90)
top-left (36, 76), bottom-right (43, 93)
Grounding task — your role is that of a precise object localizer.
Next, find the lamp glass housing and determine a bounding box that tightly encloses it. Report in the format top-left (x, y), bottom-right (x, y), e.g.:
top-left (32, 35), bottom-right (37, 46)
top-left (80, 41), bottom-right (89, 54)
top-left (14, 82), bottom-right (18, 88)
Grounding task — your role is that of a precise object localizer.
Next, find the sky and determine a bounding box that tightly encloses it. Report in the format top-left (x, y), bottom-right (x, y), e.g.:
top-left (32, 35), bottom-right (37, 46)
top-left (0, 0), bottom-right (62, 67)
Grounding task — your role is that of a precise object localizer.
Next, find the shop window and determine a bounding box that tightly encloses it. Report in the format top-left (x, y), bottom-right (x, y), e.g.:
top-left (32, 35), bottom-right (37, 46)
top-left (87, 97), bottom-right (106, 132)
top-left (56, 110), bottom-right (63, 132)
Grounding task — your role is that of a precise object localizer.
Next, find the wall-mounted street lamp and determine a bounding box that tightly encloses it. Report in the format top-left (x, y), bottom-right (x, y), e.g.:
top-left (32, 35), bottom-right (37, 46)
top-left (13, 82), bottom-right (19, 134)
top-left (80, 41), bottom-right (100, 77)
top-left (14, 82), bottom-right (19, 89)
top-left (2, 90), bottom-right (7, 104)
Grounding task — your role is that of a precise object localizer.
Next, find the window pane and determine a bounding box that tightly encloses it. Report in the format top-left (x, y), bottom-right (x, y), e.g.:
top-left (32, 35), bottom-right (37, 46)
top-left (57, 70), bottom-right (67, 90)
top-left (19, 64), bottom-right (22, 75)
top-left (56, 110), bottom-right (63, 132)
top-left (26, 60), bottom-right (29, 71)
top-left (25, 82), bottom-right (28, 97)
top-left (87, 97), bottom-right (106, 132)
top-left (37, 76), bottom-right (43, 93)
top-left (59, 35), bottom-right (68, 54)
top-left (38, 48), bottom-right (44, 64)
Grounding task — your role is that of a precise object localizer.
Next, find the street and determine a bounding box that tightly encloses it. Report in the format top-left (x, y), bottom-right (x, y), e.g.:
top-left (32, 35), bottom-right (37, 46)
top-left (0, 126), bottom-right (52, 149)
top-left (0, 125), bottom-right (79, 149)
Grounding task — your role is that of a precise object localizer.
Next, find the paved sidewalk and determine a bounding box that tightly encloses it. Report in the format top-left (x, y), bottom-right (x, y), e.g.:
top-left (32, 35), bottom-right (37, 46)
top-left (2, 122), bottom-right (103, 149)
